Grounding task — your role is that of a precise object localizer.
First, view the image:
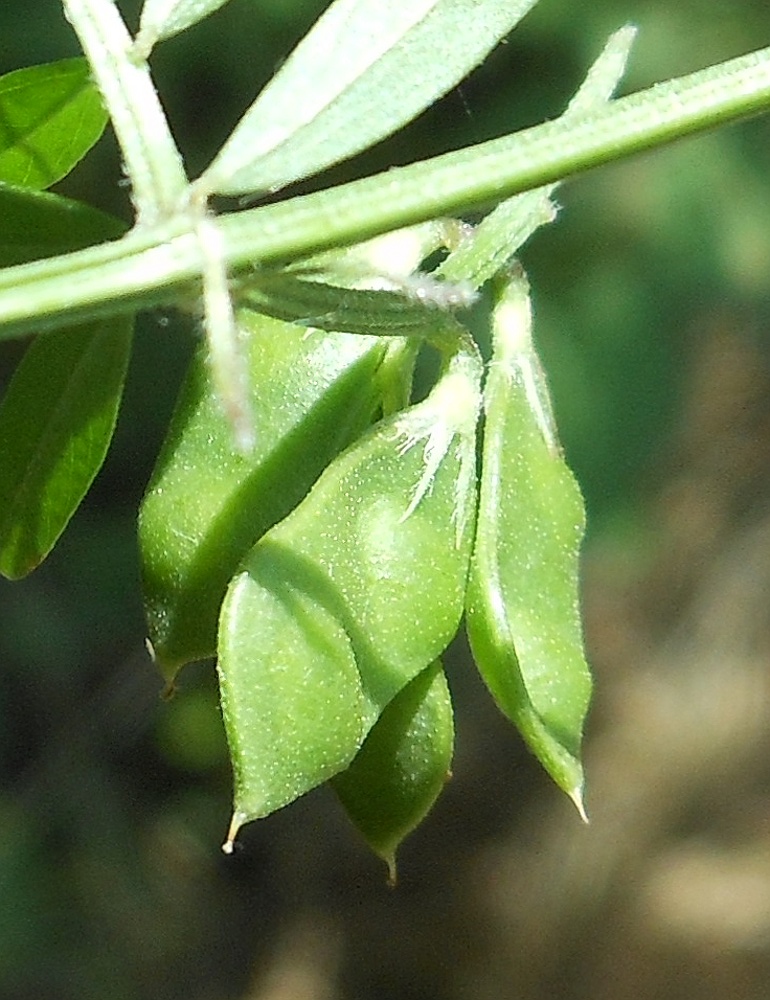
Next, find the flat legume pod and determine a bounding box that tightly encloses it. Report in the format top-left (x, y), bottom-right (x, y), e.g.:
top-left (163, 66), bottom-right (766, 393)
top-left (219, 346), bottom-right (480, 846)
top-left (465, 268), bottom-right (590, 816)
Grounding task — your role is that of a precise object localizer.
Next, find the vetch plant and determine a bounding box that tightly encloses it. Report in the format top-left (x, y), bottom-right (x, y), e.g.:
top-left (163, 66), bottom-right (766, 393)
top-left (1, 0), bottom-right (770, 874)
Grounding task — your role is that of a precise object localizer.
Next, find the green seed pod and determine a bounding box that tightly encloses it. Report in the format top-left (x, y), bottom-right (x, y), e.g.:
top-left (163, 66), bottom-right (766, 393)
top-left (139, 311), bottom-right (389, 679)
top-left (218, 343), bottom-right (481, 849)
top-left (332, 659), bottom-right (453, 883)
top-left (465, 267), bottom-right (591, 816)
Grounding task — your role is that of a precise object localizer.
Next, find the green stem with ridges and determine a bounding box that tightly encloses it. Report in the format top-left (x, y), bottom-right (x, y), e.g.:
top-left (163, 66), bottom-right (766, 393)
top-left (1, 43), bottom-right (769, 340)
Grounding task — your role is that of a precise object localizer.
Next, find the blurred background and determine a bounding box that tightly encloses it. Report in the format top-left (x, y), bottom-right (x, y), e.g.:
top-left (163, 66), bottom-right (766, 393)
top-left (2, 1), bottom-right (770, 998)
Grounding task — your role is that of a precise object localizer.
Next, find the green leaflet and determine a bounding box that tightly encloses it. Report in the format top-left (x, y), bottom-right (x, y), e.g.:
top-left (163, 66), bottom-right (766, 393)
top-left (197, 0), bottom-right (541, 197)
top-left (332, 659), bottom-right (453, 882)
top-left (0, 318), bottom-right (132, 580)
top-left (218, 345), bottom-right (480, 848)
top-left (0, 58), bottom-right (108, 190)
top-left (0, 184), bottom-right (125, 269)
top-left (139, 313), bottom-right (391, 678)
top-left (240, 271), bottom-right (472, 341)
top-left (239, 220), bottom-right (477, 341)
top-left (465, 268), bottom-right (590, 814)
top-left (0, 188), bottom-right (129, 579)
top-left (135, 0), bottom-right (233, 57)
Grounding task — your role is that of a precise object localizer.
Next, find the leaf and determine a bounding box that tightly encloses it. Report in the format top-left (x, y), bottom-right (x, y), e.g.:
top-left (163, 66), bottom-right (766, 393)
top-left (218, 345), bottom-right (480, 847)
top-left (0, 317), bottom-right (133, 580)
top-left (332, 659), bottom-right (453, 882)
top-left (0, 183), bottom-right (125, 268)
top-left (240, 271), bottom-right (473, 340)
top-left (0, 178), bottom-right (129, 578)
top-left (0, 58), bottom-right (108, 189)
top-left (197, 0), bottom-right (541, 197)
top-left (139, 314), bottom-right (390, 677)
top-left (438, 26), bottom-right (637, 288)
top-left (239, 220), bottom-right (477, 338)
top-left (135, 0), bottom-right (233, 57)
top-left (465, 268), bottom-right (590, 814)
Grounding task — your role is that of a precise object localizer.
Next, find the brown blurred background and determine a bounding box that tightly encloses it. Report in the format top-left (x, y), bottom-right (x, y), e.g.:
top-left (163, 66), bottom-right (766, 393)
top-left (2, 2), bottom-right (770, 998)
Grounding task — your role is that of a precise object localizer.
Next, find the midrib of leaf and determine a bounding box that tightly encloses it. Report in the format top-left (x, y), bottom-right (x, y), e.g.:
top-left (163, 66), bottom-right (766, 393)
top-left (3, 87), bottom-right (88, 187)
top-left (1, 73), bottom-right (81, 143)
top-left (0, 59), bottom-right (109, 190)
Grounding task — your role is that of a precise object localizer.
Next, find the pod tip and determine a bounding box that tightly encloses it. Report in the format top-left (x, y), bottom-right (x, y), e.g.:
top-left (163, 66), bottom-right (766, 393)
top-left (222, 812), bottom-right (244, 854)
top-left (385, 854), bottom-right (398, 887)
top-left (570, 786), bottom-right (590, 824)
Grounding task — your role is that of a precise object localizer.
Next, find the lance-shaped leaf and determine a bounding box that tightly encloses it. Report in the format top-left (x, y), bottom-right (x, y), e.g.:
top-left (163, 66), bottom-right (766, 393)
top-left (135, 0), bottom-right (232, 57)
top-left (0, 317), bottom-right (132, 579)
top-left (0, 183), bottom-right (125, 270)
top-left (245, 219), bottom-right (475, 334)
top-left (197, 0), bottom-right (541, 197)
top-left (0, 58), bottom-right (108, 190)
top-left (0, 184), bottom-right (130, 577)
top-left (332, 659), bottom-right (453, 882)
top-left (240, 270), bottom-right (475, 340)
top-left (465, 268), bottom-right (590, 815)
top-left (218, 342), bottom-right (480, 849)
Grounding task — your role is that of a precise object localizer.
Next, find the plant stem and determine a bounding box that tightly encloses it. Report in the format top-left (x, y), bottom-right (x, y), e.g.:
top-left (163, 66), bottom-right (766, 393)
top-left (1, 42), bottom-right (769, 340)
top-left (62, 0), bottom-right (188, 225)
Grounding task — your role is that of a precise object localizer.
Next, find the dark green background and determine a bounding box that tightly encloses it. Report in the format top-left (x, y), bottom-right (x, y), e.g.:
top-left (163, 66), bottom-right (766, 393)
top-left (2, 3), bottom-right (770, 999)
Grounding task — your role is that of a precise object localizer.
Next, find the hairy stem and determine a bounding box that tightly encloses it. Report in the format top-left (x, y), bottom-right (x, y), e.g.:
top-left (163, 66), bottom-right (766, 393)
top-left (62, 0), bottom-right (187, 224)
top-left (1, 42), bottom-right (769, 339)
